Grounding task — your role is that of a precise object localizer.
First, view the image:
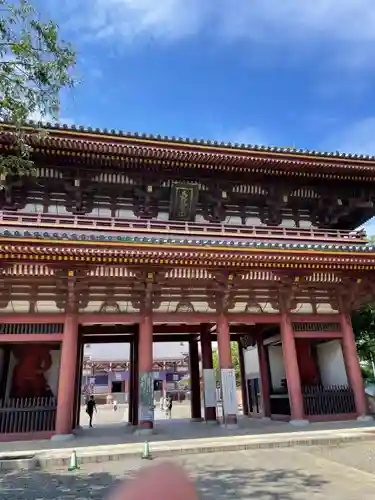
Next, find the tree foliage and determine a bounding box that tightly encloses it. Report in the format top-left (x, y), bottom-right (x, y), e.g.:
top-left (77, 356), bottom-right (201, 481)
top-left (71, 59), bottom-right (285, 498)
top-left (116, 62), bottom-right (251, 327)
top-left (352, 304), bottom-right (375, 365)
top-left (212, 342), bottom-right (241, 386)
top-left (0, 0), bottom-right (76, 175)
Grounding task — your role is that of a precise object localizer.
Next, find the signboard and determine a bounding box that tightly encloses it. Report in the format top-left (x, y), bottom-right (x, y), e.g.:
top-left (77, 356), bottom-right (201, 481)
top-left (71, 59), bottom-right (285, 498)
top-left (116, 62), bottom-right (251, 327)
top-left (221, 368), bottom-right (237, 415)
top-left (203, 369), bottom-right (217, 408)
top-left (139, 372), bottom-right (154, 422)
top-left (169, 183), bottom-right (199, 221)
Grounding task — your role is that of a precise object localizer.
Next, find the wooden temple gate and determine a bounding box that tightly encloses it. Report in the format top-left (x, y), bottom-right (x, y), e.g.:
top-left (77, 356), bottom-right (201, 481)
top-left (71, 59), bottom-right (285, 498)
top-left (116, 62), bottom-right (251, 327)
top-left (0, 122), bottom-right (374, 439)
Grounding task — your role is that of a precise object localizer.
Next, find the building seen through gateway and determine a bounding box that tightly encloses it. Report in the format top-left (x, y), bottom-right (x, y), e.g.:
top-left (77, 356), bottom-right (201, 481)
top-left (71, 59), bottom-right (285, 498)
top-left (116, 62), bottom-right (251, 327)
top-left (0, 122), bottom-right (374, 440)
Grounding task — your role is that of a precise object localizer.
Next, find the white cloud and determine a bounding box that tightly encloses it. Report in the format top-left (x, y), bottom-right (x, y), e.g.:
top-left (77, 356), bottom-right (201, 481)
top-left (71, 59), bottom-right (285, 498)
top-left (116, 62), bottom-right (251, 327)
top-left (28, 109), bottom-right (74, 126)
top-left (59, 0), bottom-right (375, 51)
top-left (362, 217), bottom-right (375, 236)
top-left (80, 0), bottom-right (208, 42)
top-left (323, 117), bottom-right (375, 156)
top-left (221, 1), bottom-right (375, 43)
top-left (217, 126), bottom-right (270, 147)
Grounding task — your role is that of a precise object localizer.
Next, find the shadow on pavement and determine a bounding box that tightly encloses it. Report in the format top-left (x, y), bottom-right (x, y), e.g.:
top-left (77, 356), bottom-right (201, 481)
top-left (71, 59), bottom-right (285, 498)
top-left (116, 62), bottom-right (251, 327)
top-left (0, 469), bottom-right (121, 500)
top-left (0, 462), bottom-right (328, 500)
top-left (192, 465), bottom-right (328, 500)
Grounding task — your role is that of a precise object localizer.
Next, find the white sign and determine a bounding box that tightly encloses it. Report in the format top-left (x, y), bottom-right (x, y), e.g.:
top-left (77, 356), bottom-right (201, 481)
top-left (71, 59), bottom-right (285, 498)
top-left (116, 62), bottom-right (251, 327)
top-left (203, 369), bottom-right (217, 408)
top-left (221, 368), bottom-right (237, 415)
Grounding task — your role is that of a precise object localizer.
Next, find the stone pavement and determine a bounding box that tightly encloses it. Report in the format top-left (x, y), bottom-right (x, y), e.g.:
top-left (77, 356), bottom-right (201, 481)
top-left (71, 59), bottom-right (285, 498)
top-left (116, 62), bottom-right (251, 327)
top-left (0, 412), bottom-right (375, 469)
top-left (2, 443), bottom-right (375, 499)
top-left (0, 403), bottom-right (375, 468)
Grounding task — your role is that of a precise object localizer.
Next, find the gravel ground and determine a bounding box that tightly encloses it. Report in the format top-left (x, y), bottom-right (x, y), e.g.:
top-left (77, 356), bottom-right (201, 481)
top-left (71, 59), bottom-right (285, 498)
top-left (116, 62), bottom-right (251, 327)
top-left (2, 443), bottom-right (375, 499)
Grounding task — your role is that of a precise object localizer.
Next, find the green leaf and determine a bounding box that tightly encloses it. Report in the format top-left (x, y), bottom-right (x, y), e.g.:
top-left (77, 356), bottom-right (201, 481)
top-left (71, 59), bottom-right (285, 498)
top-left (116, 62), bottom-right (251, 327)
top-left (212, 342), bottom-right (242, 387)
top-left (0, 0), bottom-right (77, 175)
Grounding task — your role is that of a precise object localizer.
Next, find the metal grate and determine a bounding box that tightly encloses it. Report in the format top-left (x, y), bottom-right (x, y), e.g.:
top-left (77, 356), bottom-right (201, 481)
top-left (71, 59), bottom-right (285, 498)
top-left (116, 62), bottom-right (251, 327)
top-left (303, 385), bottom-right (356, 415)
top-left (0, 323), bottom-right (64, 335)
top-left (292, 322), bottom-right (341, 333)
top-left (0, 397), bottom-right (57, 433)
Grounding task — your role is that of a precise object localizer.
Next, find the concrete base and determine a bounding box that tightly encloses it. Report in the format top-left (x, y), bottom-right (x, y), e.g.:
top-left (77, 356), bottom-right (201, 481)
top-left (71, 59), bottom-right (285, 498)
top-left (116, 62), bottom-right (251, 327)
top-left (205, 419), bottom-right (219, 425)
top-left (50, 433), bottom-right (75, 442)
top-left (289, 419), bottom-right (310, 427)
top-left (261, 417), bottom-right (272, 422)
top-left (191, 417), bottom-right (203, 422)
top-left (220, 423), bottom-right (238, 430)
top-left (357, 415), bottom-right (374, 422)
top-left (134, 428), bottom-right (154, 436)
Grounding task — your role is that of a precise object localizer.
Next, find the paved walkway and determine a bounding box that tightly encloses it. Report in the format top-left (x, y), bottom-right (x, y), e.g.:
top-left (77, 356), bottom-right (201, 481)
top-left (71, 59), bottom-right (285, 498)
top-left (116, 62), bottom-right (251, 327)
top-left (0, 405), bottom-right (375, 466)
top-left (2, 443), bottom-right (375, 499)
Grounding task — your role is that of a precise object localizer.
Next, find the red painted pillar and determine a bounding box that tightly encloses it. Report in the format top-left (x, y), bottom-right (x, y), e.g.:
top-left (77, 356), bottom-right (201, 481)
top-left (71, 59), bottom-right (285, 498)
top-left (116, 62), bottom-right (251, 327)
top-left (128, 340), bottom-right (134, 424)
top-left (54, 314), bottom-right (79, 438)
top-left (72, 340), bottom-right (84, 429)
top-left (201, 324), bottom-right (217, 422)
top-left (133, 329), bottom-right (139, 426)
top-left (237, 340), bottom-right (249, 416)
top-left (257, 337), bottom-right (271, 418)
top-left (340, 313), bottom-right (369, 419)
top-left (280, 313), bottom-right (307, 424)
top-left (217, 314), bottom-right (237, 426)
top-left (189, 338), bottom-right (202, 421)
top-left (138, 315), bottom-right (154, 432)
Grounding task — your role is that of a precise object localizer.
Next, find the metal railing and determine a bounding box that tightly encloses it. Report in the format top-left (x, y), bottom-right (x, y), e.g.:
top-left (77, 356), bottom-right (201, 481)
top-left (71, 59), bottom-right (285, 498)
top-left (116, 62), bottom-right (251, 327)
top-left (0, 211), bottom-right (366, 243)
top-left (0, 396), bottom-right (56, 434)
top-left (302, 385), bottom-right (356, 416)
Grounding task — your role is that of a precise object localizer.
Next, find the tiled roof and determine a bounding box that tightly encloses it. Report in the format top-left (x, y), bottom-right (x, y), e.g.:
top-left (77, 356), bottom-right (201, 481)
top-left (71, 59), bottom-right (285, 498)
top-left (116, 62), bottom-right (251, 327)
top-left (7, 120), bottom-right (375, 162)
top-left (1, 228), bottom-right (374, 254)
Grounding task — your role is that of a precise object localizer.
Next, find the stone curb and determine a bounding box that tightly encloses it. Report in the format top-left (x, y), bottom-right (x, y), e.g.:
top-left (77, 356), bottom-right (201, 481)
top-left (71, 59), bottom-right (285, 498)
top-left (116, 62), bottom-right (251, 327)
top-left (1, 429), bottom-right (374, 471)
top-left (0, 454), bottom-right (39, 472)
top-left (32, 431), bottom-right (375, 470)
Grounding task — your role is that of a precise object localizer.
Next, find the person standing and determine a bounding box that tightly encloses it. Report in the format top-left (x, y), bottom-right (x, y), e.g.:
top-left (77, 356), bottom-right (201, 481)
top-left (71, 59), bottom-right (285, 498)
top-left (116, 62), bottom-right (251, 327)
top-left (86, 394), bottom-right (97, 427)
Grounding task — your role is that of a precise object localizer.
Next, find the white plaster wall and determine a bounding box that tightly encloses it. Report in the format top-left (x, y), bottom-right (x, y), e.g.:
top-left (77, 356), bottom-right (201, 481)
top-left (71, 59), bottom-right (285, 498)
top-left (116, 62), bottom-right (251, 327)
top-left (244, 346), bottom-right (260, 378)
top-left (316, 340), bottom-right (348, 387)
top-left (93, 385), bottom-right (108, 394)
top-left (268, 345), bottom-right (286, 390)
top-left (46, 349), bottom-right (61, 397)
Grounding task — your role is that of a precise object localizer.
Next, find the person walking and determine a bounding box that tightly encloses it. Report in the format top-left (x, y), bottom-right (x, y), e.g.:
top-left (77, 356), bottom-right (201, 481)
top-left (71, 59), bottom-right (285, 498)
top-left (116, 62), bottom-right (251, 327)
top-left (165, 394), bottom-right (173, 419)
top-left (86, 394), bottom-right (97, 427)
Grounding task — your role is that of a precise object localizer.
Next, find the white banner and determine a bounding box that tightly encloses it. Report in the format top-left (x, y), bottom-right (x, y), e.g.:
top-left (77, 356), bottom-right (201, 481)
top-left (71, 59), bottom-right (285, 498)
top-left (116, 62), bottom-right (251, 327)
top-left (203, 369), bottom-right (217, 407)
top-left (221, 368), bottom-right (237, 415)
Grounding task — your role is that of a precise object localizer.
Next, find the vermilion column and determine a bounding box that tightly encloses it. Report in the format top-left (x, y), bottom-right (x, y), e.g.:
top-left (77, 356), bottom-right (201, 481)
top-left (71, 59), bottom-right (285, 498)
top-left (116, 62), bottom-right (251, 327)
top-left (280, 313), bottom-right (307, 425)
top-left (138, 315), bottom-right (154, 432)
top-left (72, 341), bottom-right (84, 429)
top-left (54, 314), bottom-right (79, 438)
top-left (128, 339), bottom-right (134, 424)
top-left (237, 340), bottom-right (249, 416)
top-left (217, 314), bottom-right (237, 426)
top-left (257, 337), bottom-right (271, 418)
top-left (133, 329), bottom-right (139, 426)
top-left (189, 338), bottom-right (202, 421)
top-left (200, 324), bottom-right (217, 423)
top-left (340, 313), bottom-right (369, 419)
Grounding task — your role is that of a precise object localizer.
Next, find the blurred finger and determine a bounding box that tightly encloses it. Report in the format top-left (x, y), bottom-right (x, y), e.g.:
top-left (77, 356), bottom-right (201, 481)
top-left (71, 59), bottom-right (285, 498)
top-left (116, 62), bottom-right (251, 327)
top-left (108, 462), bottom-right (198, 500)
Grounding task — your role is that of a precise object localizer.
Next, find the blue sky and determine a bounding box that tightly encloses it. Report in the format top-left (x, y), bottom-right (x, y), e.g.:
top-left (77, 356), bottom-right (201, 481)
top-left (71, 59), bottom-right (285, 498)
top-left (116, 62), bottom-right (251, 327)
top-left (34, 0), bottom-right (375, 234)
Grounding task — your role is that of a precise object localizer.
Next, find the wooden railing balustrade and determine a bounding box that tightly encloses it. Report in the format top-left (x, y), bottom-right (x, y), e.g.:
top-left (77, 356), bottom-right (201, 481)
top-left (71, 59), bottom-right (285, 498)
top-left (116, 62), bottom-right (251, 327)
top-left (0, 396), bottom-right (56, 434)
top-left (0, 211), bottom-right (366, 243)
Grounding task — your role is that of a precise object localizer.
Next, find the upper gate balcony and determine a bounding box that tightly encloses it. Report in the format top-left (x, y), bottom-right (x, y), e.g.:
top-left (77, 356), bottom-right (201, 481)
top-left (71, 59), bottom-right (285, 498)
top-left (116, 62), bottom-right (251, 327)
top-left (0, 210), bottom-right (367, 246)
